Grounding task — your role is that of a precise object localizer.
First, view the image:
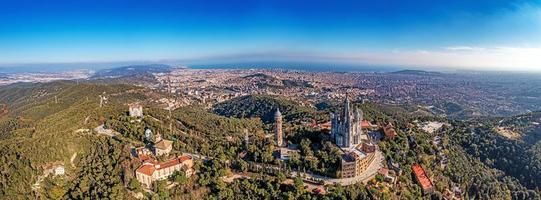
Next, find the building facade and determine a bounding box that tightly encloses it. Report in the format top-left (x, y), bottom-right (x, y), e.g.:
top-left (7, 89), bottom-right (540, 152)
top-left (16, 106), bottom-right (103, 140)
top-left (154, 139), bottom-right (173, 156)
top-left (340, 148), bottom-right (376, 178)
top-left (129, 103), bottom-right (143, 118)
top-left (136, 156), bottom-right (194, 188)
top-left (331, 96), bottom-right (363, 148)
top-left (383, 122), bottom-right (397, 140)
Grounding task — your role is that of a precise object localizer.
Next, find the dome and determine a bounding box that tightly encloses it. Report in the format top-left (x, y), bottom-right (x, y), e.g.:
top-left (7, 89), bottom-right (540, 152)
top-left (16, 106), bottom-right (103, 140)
top-left (274, 108), bottom-right (282, 117)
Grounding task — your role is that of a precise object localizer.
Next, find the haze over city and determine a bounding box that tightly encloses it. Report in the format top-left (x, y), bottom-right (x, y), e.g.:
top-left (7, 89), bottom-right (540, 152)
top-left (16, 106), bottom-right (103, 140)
top-left (1, 0), bottom-right (540, 72)
top-left (3, 1), bottom-right (541, 200)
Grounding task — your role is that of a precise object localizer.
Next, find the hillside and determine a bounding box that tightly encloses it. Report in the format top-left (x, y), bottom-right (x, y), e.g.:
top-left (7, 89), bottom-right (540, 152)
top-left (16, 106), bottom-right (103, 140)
top-left (1, 80), bottom-right (539, 199)
top-left (0, 81), bottom-right (166, 198)
top-left (91, 64), bottom-right (170, 79)
top-left (0, 80), bottom-right (269, 198)
top-left (449, 112), bottom-right (541, 194)
top-left (212, 94), bottom-right (322, 124)
top-left (390, 69), bottom-right (443, 76)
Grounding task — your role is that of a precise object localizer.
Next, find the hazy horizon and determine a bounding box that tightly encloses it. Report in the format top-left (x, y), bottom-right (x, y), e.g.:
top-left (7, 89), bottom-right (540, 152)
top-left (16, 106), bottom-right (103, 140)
top-left (1, 0), bottom-right (540, 72)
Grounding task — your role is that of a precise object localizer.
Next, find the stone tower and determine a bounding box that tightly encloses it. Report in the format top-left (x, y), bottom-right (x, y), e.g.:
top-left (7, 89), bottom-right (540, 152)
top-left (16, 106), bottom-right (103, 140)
top-left (275, 108), bottom-right (284, 147)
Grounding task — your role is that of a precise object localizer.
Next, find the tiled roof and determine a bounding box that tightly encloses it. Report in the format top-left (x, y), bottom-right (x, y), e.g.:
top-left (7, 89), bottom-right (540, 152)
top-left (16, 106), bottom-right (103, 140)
top-left (361, 120), bottom-right (372, 129)
top-left (136, 156), bottom-right (192, 177)
top-left (378, 168), bottom-right (389, 176)
top-left (412, 164), bottom-right (434, 191)
top-left (155, 139), bottom-right (173, 150)
top-left (136, 164), bottom-right (155, 176)
top-left (384, 123), bottom-right (397, 138)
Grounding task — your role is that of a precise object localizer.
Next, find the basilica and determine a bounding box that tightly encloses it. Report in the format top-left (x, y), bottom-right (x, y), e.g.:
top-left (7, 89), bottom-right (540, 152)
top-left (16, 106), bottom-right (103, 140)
top-left (331, 95), bottom-right (379, 178)
top-left (331, 96), bottom-right (364, 149)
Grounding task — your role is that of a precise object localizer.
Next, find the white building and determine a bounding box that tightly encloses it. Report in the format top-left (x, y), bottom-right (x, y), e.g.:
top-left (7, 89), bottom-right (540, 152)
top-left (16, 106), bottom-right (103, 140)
top-left (154, 139), bottom-right (173, 156)
top-left (135, 156), bottom-right (194, 188)
top-left (54, 166), bottom-right (65, 176)
top-left (129, 103), bottom-right (143, 117)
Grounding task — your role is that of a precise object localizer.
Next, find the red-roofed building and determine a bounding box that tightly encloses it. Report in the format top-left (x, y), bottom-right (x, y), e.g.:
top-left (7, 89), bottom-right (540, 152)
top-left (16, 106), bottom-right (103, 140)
top-left (361, 120), bottom-right (374, 129)
top-left (383, 122), bottom-right (397, 140)
top-left (412, 164), bottom-right (434, 194)
top-left (135, 147), bottom-right (153, 162)
top-left (314, 121), bottom-right (332, 130)
top-left (377, 167), bottom-right (397, 183)
top-left (136, 155), bottom-right (194, 188)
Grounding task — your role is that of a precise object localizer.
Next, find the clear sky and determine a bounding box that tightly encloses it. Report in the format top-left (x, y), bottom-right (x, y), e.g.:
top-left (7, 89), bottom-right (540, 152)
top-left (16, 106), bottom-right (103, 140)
top-left (0, 0), bottom-right (540, 71)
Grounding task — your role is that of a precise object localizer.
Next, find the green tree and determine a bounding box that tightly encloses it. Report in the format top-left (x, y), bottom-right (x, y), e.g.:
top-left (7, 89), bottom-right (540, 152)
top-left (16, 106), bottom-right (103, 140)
top-left (128, 178), bottom-right (141, 191)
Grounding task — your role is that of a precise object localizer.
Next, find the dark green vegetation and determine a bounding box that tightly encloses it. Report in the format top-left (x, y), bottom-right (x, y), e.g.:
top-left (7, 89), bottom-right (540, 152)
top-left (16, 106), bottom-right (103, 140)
top-left (1, 80), bottom-right (541, 199)
top-left (160, 157), bottom-right (372, 200)
top-left (213, 94), bottom-right (325, 123)
top-left (0, 81), bottom-right (160, 198)
top-left (65, 137), bottom-right (131, 199)
top-left (213, 95), bottom-right (343, 177)
top-left (446, 113), bottom-right (541, 199)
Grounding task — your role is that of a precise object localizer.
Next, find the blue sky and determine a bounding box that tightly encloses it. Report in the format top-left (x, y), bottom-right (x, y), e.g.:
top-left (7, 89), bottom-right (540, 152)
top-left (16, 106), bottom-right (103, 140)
top-left (0, 0), bottom-right (540, 71)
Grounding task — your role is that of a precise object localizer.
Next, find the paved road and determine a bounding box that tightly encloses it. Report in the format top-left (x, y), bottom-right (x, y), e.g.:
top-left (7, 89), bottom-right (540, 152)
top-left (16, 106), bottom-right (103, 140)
top-left (94, 125), bottom-right (120, 137)
top-left (185, 149), bottom-right (384, 186)
top-left (293, 150), bottom-right (384, 186)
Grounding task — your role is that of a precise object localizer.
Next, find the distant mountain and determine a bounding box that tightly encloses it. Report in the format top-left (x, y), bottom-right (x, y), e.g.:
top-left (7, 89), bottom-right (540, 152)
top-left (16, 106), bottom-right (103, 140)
top-left (390, 69), bottom-right (442, 75)
top-left (91, 64), bottom-right (170, 79)
top-left (0, 73), bottom-right (8, 79)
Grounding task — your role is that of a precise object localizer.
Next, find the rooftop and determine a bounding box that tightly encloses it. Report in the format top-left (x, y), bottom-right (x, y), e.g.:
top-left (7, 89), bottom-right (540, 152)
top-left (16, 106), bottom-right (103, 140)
top-left (155, 139), bottom-right (173, 150)
top-left (412, 164), bottom-right (434, 191)
top-left (128, 102), bottom-right (142, 108)
top-left (136, 155), bottom-right (191, 176)
top-left (361, 120), bottom-right (373, 129)
top-left (136, 163), bottom-right (156, 176)
top-left (342, 147), bottom-right (367, 162)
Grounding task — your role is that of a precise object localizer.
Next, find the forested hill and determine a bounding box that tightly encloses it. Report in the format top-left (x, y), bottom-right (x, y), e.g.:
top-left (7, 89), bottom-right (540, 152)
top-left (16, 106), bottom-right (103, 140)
top-left (90, 64), bottom-right (170, 79)
top-left (89, 64), bottom-right (171, 85)
top-left (0, 81), bottom-right (166, 198)
top-left (0, 80), bottom-right (269, 199)
top-left (449, 112), bottom-right (541, 195)
top-left (212, 94), bottom-right (323, 123)
top-left (389, 69), bottom-right (443, 76)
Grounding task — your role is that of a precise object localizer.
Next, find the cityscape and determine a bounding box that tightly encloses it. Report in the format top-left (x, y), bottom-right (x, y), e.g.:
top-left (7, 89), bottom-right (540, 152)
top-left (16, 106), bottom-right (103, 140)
top-left (0, 0), bottom-right (540, 200)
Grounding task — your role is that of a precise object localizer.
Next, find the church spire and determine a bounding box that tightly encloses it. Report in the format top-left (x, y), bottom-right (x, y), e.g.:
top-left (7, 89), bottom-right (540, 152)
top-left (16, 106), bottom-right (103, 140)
top-left (344, 93), bottom-right (351, 124)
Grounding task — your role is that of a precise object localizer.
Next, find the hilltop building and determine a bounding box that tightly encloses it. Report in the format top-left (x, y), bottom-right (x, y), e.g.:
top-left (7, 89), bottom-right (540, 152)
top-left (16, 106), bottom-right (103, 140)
top-left (275, 108), bottom-right (285, 147)
top-left (54, 166), bottom-right (65, 176)
top-left (152, 132), bottom-right (172, 156)
top-left (361, 120), bottom-right (377, 130)
top-left (330, 96), bottom-right (381, 179)
top-left (383, 122), bottom-right (397, 140)
top-left (136, 155), bottom-right (194, 188)
top-left (129, 102), bottom-right (143, 118)
top-left (331, 96), bottom-right (363, 148)
top-left (154, 139), bottom-right (173, 156)
top-left (340, 141), bottom-right (377, 178)
top-left (377, 168), bottom-right (397, 184)
top-left (134, 147), bottom-right (153, 162)
top-left (412, 164), bottom-right (434, 194)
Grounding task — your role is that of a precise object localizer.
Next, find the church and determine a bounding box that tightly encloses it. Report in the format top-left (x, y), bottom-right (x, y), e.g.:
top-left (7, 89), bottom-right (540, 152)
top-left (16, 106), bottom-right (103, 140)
top-left (331, 96), bottom-right (364, 149)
